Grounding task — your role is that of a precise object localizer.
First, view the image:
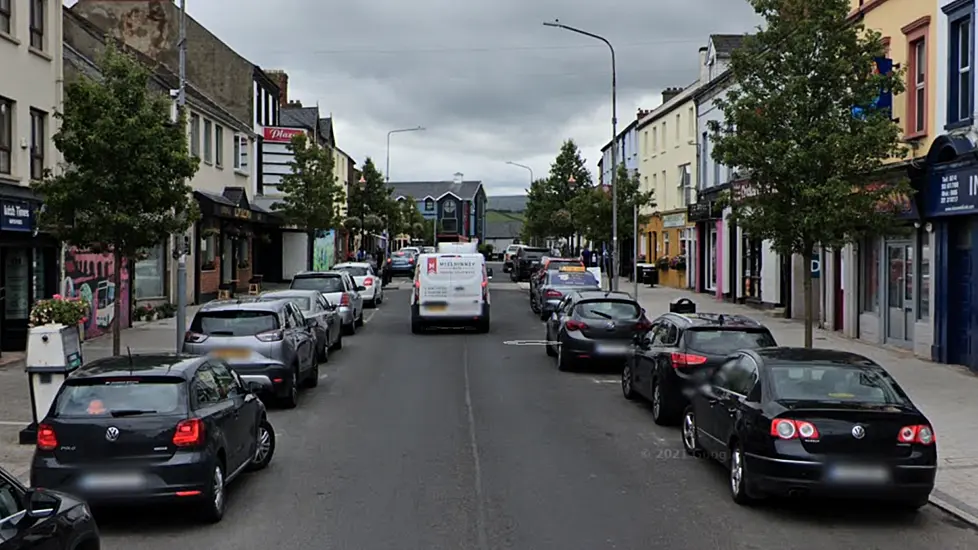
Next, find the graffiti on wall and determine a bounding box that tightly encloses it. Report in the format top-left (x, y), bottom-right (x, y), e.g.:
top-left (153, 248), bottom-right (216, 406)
top-left (313, 230), bottom-right (336, 271)
top-left (61, 248), bottom-right (131, 338)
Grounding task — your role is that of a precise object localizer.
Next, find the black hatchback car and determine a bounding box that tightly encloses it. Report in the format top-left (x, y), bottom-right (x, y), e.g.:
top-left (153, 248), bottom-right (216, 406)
top-left (510, 246), bottom-right (549, 282)
top-left (622, 311), bottom-right (776, 425)
top-left (0, 465), bottom-right (100, 548)
top-left (31, 354), bottom-right (276, 523)
top-left (545, 291), bottom-right (651, 371)
top-left (682, 348), bottom-right (936, 509)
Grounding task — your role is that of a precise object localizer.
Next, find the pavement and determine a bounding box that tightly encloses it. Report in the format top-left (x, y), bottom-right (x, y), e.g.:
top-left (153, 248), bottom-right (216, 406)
top-left (2, 270), bottom-right (977, 548)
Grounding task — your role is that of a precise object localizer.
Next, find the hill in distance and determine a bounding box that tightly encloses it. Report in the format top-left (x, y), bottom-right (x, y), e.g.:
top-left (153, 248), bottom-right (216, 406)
top-left (487, 195), bottom-right (527, 213)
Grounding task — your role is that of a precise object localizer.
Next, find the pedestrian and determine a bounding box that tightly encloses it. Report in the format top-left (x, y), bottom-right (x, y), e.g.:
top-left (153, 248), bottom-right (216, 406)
top-left (581, 246), bottom-right (592, 268)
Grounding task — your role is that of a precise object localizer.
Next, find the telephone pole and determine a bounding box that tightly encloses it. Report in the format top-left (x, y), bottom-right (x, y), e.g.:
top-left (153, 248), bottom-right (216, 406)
top-left (175, 0), bottom-right (188, 353)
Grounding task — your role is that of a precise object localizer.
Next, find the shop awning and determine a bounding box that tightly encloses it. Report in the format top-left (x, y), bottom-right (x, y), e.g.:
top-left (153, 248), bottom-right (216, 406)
top-left (194, 187), bottom-right (280, 225)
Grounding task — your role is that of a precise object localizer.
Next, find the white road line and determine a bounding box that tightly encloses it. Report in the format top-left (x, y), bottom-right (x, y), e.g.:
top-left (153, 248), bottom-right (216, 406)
top-left (319, 373), bottom-right (329, 380)
top-left (462, 341), bottom-right (490, 550)
top-left (364, 310), bottom-right (377, 324)
top-left (0, 420), bottom-right (29, 426)
top-left (591, 378), bottom-right (619, 384)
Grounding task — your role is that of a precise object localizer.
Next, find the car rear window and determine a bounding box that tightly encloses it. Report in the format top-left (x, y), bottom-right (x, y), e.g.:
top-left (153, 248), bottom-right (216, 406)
top-left (769, 364), bottom-right (910, 405)
top-left (54, 379), bottom-right (186, 417)
top-left (263, 296), bottom-right (311, 310)
top-left (336, 266), bottom-right (369, 276)
top-left (576, 300), bottom-right (640, 320)
top-left (292, 276), bottom-right (345, 293)
top-left (192, 310), bottom-right (279, 336)
top-left (393, 251), bottom-right (413, 258)
top-left (549, 272), bottom-right (598, 286)
top-left (684, 329), bottom-right (776, 355)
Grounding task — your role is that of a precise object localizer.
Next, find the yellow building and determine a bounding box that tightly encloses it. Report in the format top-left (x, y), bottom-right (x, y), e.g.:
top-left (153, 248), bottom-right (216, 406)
top-left (636, 85), bottom-right (701, 288)
top-left (333, 145), bottom-right (352, 218)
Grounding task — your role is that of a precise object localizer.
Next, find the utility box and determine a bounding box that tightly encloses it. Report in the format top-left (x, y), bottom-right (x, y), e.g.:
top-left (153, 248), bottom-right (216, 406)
top-left (19, 324), bottom-right (83, 444)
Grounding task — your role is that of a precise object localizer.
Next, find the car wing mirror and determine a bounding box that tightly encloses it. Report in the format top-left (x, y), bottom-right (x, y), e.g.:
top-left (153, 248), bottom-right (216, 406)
top-left (304, 317), bottom-right (317, 328)
top-left (245, 380), bottom-right (267, 394)
top-left (25, 489), bottom-right (58, 520)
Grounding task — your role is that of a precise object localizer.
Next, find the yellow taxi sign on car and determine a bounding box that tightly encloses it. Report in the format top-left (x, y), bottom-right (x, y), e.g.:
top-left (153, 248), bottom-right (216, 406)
top-left (558, 265), bottom-right (586, 272)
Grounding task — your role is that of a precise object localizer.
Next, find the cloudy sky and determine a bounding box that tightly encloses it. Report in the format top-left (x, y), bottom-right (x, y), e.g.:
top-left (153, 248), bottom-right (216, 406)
top-left (70, 0), bottom-right (761, 196)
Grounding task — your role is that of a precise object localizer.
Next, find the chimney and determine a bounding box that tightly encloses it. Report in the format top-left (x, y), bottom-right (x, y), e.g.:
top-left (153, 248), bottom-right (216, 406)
top-left (662, 87), bottom-right (683, 104)
top-left (266, 70), bottom-right (289, 106)
top-left (453, 172), bottom-right (463, 184)
top-left (636, 108), bottom-right (651, 120)
top-left (287, 99), bottom-right (303, 108)
top-left (698, 46), bottom-right (709, 82)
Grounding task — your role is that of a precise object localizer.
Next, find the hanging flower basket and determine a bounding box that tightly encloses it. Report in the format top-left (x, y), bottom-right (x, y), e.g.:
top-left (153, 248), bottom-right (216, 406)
top-left (364, 214), bottom-right (384, 232)
top-left (201, 227), bottom-right (220, 238)
top-left (411, 222), bottom-right (425, 236)
top-left (29, 295), bottom-right (90, 327)
top-left (343, 217), bottom-right (362, 231)
top-left (670, 254), bottom-right (687, 271)
top-left (656, 256), bottom-right (671, 271)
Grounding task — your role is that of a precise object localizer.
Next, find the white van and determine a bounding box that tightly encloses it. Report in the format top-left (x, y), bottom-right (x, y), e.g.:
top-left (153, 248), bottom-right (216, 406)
top-left (411, 253), bottom-right (492, 333)
top-left (437, 242), bottom-right (479, 254)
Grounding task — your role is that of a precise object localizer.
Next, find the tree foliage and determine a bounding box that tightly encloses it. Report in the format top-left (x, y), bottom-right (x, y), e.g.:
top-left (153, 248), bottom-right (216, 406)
top-left (572, 163), bottom-right (655, 245)
top-left (33, 43), bottom-right (199, 354)
top-left (393, 197), bottom-right (433, 243)
top-left (523, 139), bottom-right (592, 243)
top-left (710, 0), bottom-right (911, 346)
top-left (272, 133), bottom-right (342, 234)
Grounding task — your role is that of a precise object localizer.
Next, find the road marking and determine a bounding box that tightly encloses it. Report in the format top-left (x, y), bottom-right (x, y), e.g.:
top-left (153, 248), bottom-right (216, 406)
top-left (364, 310), bottom-right (377, 324)
top-left (592, 378), bottom-right (619, 384)
top-left (502, 340), bottom-right (559, 346)
top-left (319, 373), bottom-right (329, 380)
top-left (462, 340), bottom-right (490, 550)
top-left (0, 420), bottom-right (29, 426)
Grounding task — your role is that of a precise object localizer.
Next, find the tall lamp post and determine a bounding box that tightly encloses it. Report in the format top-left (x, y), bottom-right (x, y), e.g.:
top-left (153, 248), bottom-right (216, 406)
top-left (385, 126), bottom-right (425, 182)
top-left (567, 174), bottom-right (577, 257)
top-left (505, 161), bottom-right (533, 184)
top-left (543, 19), bottom-right (618, 291)
top-left (358, 174), bottom-right (367, 256)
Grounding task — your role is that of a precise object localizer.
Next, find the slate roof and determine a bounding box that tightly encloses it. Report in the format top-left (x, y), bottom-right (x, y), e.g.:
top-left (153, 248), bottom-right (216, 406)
top-left (711, 34), bottom-right (746, 56)
top-left (485, 220), bottom-right (523, 239)
top-left (487, 195), bottom-right (527, 212)
top-left (280, 106), bottom-right (333, 145)
top-left (389, 181), bottom-right (483, 201)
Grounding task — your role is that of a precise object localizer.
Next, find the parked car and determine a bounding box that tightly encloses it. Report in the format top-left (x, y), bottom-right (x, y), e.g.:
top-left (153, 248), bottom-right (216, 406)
top-left (682, 347), bottom-right (935, 510)
top-left (532, 267), bottom-right (601, 319)
top-left (545, 291), bottom-right (650, 371)
top-left (387, 250), bottom-right (418, 278)
top-left (503, 244), bottom-right (523, 272)
top-left (510, 246), bottom-right (548, 282)
top-left (0, 464), bottom-right (100, 549)
top-left (530, 257), bottom-right (586, 297)
top-left (183, 299), bottom-right (319, 407)
top-left (291, 271), bottom-right (365, 335)
top-left (257, 289), bottom-right (343, 359)
top-left (31, 354), bottom-right (276, 523)
top-left (333, 262), bottom-right (384, 307)
top-left (622, 309), bottom-right (776, 425)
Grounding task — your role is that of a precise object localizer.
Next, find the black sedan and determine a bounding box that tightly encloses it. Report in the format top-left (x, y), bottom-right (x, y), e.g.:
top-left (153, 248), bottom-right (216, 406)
top-left (545, 291), bottom-right (651, 371)
top-left (31, 354), bottom-right (276, 523)
top-left (532, 269), bottom-right (601, 319)
top-left (681, 347), bottom-right (936, 510)
top-left (0, 465), bottom-right (100, 549)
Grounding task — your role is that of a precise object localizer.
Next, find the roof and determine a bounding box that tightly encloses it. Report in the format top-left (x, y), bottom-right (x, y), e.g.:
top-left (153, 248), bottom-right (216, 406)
top-left (260, 289), bottom-right (321, 298)
top-left (70, 354), bottom-right (202, 380)
top-left (753, 347), bottom-right (875, 365)
top-left (487, 195), bottom-right (527, 212)
top-left (333, 262), bottom-right (371, 268)
top-left (636, 79), bottom-right (701, 131)
top-left (390, 181), bottom-right (484, 201)
top-left (199, 299), bottom-right (284, 312)
top-left (294, 271), bottom-right (344, 277)
top-left (711, 34), bottom-right (747, 56)
top-left (665, 312), bottom-right (765, 328)
top-left (485, 220), bottom-right (522, 239)
top-left (280, 106), bottom-right (333, 146)
top-left (572, 290), bottom-right (634, 301)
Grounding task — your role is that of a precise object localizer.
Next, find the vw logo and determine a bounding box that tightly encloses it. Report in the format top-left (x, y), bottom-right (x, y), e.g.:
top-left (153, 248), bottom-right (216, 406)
top-left (105, 427), bottom-right (120, 442)
top-left (606, 322), bottom-right (616, 330)
top-left (851, 425), bottom-right (866, 439)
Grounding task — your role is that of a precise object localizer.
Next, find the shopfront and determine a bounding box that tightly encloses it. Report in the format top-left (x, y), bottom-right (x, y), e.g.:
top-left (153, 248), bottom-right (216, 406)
top-left (687, 188), bottom-right (725, 295)
top-left (657, 211), bottom-right (688, 288)
top-left (0, 196), bottom-right (58, 352)
top-left (741, 235), bottom-right (763, 302)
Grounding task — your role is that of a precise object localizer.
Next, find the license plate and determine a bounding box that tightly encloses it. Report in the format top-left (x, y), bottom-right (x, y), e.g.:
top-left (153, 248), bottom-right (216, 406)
top-left (214, 348), bottom-right (250, 359)
top-left (79, 472), bottom-right (147, 491)
top-left (595, 344), bottom-right (630, 354)
top-left (425, 304), bottom-right (447, 312)
top-left (827, 464), bottom-right (890, 484)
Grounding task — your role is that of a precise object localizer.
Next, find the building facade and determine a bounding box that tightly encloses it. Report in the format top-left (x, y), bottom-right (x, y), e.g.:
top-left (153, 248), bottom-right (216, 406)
top-left (599, 110), bottom-right (644, 184)
top-left (0, 0), bottom-right (64, 351)
top-left (389, 175), bottom-right (487, 244)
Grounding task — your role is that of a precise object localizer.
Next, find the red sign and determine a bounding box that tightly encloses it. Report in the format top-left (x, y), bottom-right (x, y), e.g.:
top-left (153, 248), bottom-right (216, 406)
top-left (427, 257), bottom-right (438, 274)
top-left (262, 127), bottom-right (306, 143)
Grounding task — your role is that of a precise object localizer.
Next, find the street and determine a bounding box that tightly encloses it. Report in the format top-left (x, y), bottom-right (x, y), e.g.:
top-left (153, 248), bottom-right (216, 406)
top-left (85, 277), bottom-right (978, 550)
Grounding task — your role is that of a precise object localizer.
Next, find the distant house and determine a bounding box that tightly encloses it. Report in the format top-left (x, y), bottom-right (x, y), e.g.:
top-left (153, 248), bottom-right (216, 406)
top-left (485, 220), bottom-right (523, 252)
top-left (388, 173), bottom-right (487, 243)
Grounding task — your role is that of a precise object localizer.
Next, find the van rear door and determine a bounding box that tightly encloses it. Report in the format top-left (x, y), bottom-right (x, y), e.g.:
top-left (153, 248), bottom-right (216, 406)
top-left (420, 254), bottom-right (483, 317)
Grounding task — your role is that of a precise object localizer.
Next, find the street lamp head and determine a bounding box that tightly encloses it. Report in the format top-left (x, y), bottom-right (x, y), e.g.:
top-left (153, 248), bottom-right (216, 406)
top-left (359, 175), bottom-right (367, 185)
top-left (567, 175), bottom-right (576, 184)
top-left (543, 20), bottom-right (560, 27)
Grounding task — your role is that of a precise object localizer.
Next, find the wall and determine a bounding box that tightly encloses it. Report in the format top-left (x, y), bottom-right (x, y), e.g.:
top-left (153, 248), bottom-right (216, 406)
top-left (62, 248), bottom-right (130, 339)
top-left (282, 231), bottom-right (308, 279)
top-left (333, 148), bottom-right (350, 218)
top-left (187, 105), bottom-right (254, 195)
top-left (601, 123), bottom-right (638, 184)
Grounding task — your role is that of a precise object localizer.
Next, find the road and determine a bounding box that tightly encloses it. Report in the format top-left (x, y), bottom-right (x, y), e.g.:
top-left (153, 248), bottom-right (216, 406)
top-left (96, 276), bottom-right (978, 549)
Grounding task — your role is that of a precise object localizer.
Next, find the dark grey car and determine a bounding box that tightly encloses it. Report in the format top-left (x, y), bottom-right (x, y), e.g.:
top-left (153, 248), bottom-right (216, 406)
top-left (258, 290), bottom-right (343, 361)
top-left (532, 270), bottom-right (601, 320)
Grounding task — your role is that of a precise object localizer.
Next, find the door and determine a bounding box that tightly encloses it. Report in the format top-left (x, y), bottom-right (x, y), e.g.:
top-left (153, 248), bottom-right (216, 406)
top-left (209, 361), bottom-right (253, 471)
top-left (884, 242), bottom-right (914, 345)
top-left (948, 219), bottom-right (974, 367)
top-left (712, 356), bottom-right (759, 446)
top-left (698, 357), bottom-right (740, 454)
top-left (192, 365), bottom-right (238, 467)
top-left (1, 248), bottom-right (30, 351)
top-left (641, 321), bottom-right (679, 397)
top-left (706, 228), bottom-right (718, 291)
top-left (221, 234), bottom-right (234, 284)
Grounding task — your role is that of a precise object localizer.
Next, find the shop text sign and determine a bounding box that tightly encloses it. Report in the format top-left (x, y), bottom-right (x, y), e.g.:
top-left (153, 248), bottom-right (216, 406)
top-left (925, 163), bottom-right (978, 217)
top-left (262, 127), bottom-right (306, 143)
top-left (662, 213), bottom-right (686, 228)
top-left (0, 200), bottom-right (33, 232)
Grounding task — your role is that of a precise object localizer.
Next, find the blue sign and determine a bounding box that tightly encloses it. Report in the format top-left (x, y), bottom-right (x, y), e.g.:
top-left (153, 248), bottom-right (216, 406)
top-left (852, 57), bottom-right (894, 119)
top-left (924, 161), bottom-right (978, 217)
top-left (811, 258), bottom-right (821, 279)
top-left (0, 200), bottom-right (33, 232)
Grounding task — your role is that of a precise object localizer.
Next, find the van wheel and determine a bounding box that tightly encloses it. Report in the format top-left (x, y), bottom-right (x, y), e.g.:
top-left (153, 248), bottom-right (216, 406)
top-left (476, 317), bottom-right (490, 333)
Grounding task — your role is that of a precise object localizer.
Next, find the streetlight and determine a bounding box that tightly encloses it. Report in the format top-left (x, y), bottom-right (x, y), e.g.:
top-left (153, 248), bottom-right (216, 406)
top-left (543, 19), bottom-right (619, 291)
top-left (386, 126), bottom-right (425, 182)
top-left (506, 161), bottom-right (534, 184)
top-left (358, 174), bottom-right (367, 256)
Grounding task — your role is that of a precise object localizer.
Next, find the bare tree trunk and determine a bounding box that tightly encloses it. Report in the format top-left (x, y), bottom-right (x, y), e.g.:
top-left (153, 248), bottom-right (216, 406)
top-left (112, 249), bottom-right (123, 356)
top-left (802, 249), bottom-right (814, 348)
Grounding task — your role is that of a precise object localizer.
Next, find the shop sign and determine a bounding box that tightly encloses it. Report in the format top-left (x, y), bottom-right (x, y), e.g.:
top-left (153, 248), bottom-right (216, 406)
top-left (863, 182), bottom-right (917, 219)
top-left (662, 213), bottom-right (686, 228)
top-left (262, 127), bottom-right (306, 143)
top-left (1, 200), bottom-right (33, 232)
top-left (686, 202), bottom-right (717, 222)
top-left (924, 161), bottom-right (978, 217)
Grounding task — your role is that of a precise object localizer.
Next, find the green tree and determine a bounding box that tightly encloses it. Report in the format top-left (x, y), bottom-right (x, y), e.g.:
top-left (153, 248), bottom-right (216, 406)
top-left (273, 133), bottom-right (343, 259)
top-left (392, 197), bottom-right (432, 244)
top-left (572, 164), bottom-right (655, 248)
top-left (348, 158), bottom-right (394, 249)
top-left (33, 44), bottom-right (199, 354)
top-left (523, 140), bottom-right (593, 245)
top-left (710, 0), bottom-right (910, 347)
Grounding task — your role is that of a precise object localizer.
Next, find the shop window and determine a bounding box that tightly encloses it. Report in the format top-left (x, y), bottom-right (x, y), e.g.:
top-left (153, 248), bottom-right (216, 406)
top-left (237, 238), bottom-right (250, 269)
top-left (663, 231), bottom-right (670, 256)
top-left (918, 235), bottom-right (930, 320)
top-left (861, 238), bottom-right (880, 313)
top-left (134, 244), bottom-right (165, 300)
top-left (200, 232), bottom-right (217, 270)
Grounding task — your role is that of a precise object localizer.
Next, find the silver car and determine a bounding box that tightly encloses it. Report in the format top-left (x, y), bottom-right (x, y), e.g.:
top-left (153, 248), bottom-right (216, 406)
top-left (332, 262), bottom-right (384, 308)
top-left (258, 289), bottom-right (343, 361)
top-left (183, 299), bottom-right (318, 408)
top-left (290, 271), bottom-right (365, 335)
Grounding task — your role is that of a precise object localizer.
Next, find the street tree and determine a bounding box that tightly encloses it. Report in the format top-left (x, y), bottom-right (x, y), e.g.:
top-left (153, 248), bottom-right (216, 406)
top-left (710, 0), bottom-right (911, 347)
top-left (395, 197), bottom-right (433, 244)
top-left (571, 163), bottom-right (655, 252)
top-left (34, 43), bottom-right (199, 355)
top-left (348, 157), bottom-right (394, 250)
top-left (273, 132), bottom-right (343, 261)
top-left (523, 139), bottom-right (592, 246)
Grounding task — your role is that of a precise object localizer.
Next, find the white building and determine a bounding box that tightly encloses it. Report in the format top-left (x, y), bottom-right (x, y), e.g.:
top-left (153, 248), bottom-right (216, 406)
top-left (0, 0), bottom-right (64, 350)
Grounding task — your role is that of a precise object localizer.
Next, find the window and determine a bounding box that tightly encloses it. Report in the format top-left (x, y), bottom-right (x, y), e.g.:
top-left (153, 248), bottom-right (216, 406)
top-left (134, 244), bottom-right (165, 299)
top-left (675, 113), bottom-right (680, 143)
top-left (30, 109), bottom-right (45, 180)
top-left (0, 0), bottom-right (11, 35)
top-left (0, 479), bottom-right (24, 520)
top-left (687, 329), bottom-right (776, 355)
top-left (701, 132), bottom-right (709, 188)
top-left (918, 235), bottom-right (930, 319)
top-left (29, 0), bottom-right (43, 50)
top-left (642, 130), bottom-right (648, 156)
top-left (663, 231), bottom-right (670, 256)
top-left (203, 119), bottom-right (213, 163)
top-left (215, 125), bottom-right (224, 167)
top-left (190, 114), bottom-right (200, 157)
top-left (946, 4), bottom-right (973, 127)
top-left (192, 310), bottom-right (279, 337)
top-left (254, 84), bottom-right (262, 125)
top-left (208, 361), bottom-right (241, 398)
top-left (688, 106), bottom-right (695, 137)
top-left (200, 231), bottom-right (216, 270)
top-left (238, 238), bottom-right (250, 269)
top-left (662, 121), bottom-right (667, 149)
top-left (902, 16), bottom-right (930, 136)
top-left (192, 366), bottom-right (223, 407)
top-left (652, 172), bottom-right (657, 193)
top-left (233, 134), bottom-right (241, 168)
top-left (234, 134), bottom-right (249, 171)
top-left (424, 198), bottom-right (434, 211)
top-left (861, 238), bottom-right (880, 313)
top-left (0, 97), bottom-right (11, 175)
top-left (652, 127), bottom-right (658, 154)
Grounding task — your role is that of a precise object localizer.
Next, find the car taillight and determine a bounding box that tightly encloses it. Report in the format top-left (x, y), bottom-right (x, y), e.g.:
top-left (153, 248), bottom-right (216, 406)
top-left (544, 290), bottom-right (562, 298)
top-left (364, 278), bottom-right (373, 286)
top-left (340, 293), bottom-right (351, 306)
top-left (408, 258), bottom-right (415, 264)
top-left (37, 424), bottom-right (57, 450)
top-left (565, 319), bottom-right (588, 331)
top-left (414, 279), bottom-right (421, 301)
top-left (670, 353), bottom-right (708, 367)
top-left (255, 329), bottom-right (284, 342)
top-left (770, 419), bottom-right (820, 440)
top-left (173, 418), bottom-right (204, 447)
top-left (184, 331), bottom-right (208, 343)
top-left (387, 258), bottom-right (392, 263)
top-left (898, 424), bottom-right (935, 445)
